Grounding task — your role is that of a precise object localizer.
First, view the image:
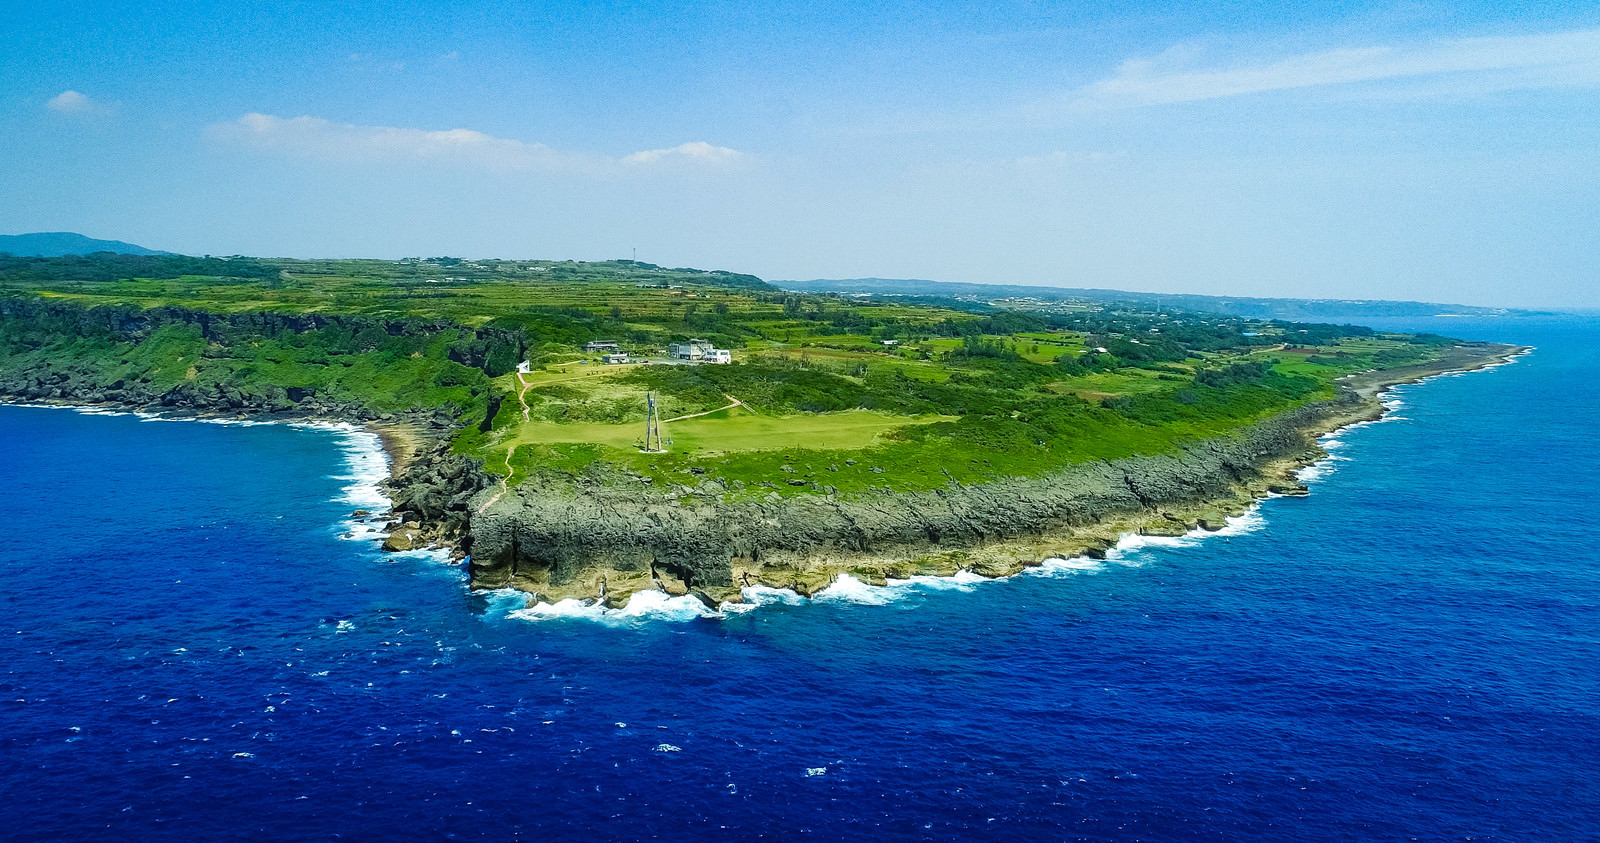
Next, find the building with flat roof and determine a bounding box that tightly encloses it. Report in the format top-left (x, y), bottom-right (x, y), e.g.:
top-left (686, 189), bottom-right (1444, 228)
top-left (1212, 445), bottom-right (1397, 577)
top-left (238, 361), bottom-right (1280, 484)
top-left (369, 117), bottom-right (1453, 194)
top-left (584, 340), bottom-right (620, 352)
top-left (668, 339), bottom-right (714, 361)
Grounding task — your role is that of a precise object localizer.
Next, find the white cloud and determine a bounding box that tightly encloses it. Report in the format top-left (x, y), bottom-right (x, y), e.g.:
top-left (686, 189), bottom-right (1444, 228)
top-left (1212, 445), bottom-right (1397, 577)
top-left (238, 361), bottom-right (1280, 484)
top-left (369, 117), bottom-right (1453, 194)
top-left (46, 90), bottom-right (104, 114)
top-left (1074, 28), bottom-right (1600, 108)
top-left (622, 141), bottom-right (744, 166)
top-left (207, 113), bottom-right (585, 171)
top-left (207, 113), bottom-right (745, 174)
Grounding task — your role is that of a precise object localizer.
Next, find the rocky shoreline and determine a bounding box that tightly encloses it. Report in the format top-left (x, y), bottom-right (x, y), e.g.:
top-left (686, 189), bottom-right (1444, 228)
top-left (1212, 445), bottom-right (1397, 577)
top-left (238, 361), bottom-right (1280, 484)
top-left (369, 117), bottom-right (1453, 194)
top-left (1, 341), bottom-right (1526, 612)
top-left (465, 341), bottom-right (1527, 610)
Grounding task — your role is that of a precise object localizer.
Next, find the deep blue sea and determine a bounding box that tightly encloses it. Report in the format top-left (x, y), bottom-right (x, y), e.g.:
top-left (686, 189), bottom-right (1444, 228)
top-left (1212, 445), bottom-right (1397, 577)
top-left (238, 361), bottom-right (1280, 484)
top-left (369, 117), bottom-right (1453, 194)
top-left (3, 317), bottom-right (1597, 841)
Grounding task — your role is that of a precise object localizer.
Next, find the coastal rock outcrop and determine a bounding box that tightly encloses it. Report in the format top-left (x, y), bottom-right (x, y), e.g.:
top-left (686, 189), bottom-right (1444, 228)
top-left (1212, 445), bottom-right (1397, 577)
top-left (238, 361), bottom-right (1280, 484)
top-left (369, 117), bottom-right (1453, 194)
top-left (382, 439), bottom-right (496, 548)
top-left (467, 399), bottom-right (1352, 604)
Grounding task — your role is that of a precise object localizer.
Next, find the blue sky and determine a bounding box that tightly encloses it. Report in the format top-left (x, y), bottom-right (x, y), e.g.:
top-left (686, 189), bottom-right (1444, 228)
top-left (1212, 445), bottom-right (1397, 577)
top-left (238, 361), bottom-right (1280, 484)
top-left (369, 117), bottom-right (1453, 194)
top-left (3, 1), bottom-right (1597, 308)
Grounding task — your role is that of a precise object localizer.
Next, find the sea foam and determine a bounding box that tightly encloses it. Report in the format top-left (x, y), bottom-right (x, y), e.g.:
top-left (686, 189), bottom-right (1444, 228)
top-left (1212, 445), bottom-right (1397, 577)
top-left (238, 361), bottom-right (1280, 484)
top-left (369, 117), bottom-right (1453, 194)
top-left (506, 503), bottom-right (1278, 622)
top-left (507, 590), bottom-right (718, 624)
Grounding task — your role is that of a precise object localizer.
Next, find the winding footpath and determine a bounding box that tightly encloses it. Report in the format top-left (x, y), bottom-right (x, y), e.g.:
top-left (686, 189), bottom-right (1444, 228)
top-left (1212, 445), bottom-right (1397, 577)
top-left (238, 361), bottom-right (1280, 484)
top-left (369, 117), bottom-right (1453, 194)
top-left (661, 393), bottom-right (751, 423)
top-left (474, 371), bottom-right (535, 516)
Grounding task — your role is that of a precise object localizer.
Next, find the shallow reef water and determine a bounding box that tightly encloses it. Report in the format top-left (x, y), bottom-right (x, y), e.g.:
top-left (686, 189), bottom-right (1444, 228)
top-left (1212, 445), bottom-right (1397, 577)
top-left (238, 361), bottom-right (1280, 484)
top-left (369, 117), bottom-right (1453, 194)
top-left (2, 317), bottom-right (1597, 840)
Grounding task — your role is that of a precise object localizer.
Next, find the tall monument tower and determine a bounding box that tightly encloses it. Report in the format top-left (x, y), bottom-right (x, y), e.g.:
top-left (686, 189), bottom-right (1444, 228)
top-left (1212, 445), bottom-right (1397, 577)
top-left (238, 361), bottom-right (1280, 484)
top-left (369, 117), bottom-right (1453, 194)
top-left (643, 392), bottom-right (664, 452)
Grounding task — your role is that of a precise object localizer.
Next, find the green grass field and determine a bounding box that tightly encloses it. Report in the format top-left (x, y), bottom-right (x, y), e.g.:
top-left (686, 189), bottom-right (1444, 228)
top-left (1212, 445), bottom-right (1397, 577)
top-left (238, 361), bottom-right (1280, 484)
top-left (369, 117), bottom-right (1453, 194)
top-left (1, 253), bottom-right (1461, 500)
top-left (501, 406), bottom-right (950, 455)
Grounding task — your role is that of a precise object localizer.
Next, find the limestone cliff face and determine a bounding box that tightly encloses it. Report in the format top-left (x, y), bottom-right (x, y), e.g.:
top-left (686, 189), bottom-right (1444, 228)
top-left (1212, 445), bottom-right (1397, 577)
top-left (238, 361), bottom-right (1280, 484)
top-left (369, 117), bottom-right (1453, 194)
top-left (467, 398), bottom-right (1354, 605)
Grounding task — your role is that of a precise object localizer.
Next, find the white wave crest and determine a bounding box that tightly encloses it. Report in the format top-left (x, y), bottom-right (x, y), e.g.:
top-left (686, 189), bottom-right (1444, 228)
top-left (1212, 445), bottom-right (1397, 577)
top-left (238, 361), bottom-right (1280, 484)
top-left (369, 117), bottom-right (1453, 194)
top-left (1211, 508), bottom-right (1267, 537)
top-left (1296, 461), bottom-right (1335, 482)
top-left (814, 574), bottom-right (899, 605)
top-left (293, 422), bottom-right (390, 510)
top-left (507, 589), bottom-right (718, 624)
top-left (1030, 555), bottom-right (1106, 577)
top-left (738, 585), bottom-right (807, 606)
top-left (1110, 531), bottom-right (1202, 556)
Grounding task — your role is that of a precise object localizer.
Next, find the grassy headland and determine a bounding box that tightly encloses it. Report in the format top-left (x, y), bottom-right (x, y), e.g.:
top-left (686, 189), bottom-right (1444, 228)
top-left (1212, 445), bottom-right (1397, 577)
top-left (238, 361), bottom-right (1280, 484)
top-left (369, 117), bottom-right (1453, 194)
top-left (0, 253), bottom-right (1521, 605)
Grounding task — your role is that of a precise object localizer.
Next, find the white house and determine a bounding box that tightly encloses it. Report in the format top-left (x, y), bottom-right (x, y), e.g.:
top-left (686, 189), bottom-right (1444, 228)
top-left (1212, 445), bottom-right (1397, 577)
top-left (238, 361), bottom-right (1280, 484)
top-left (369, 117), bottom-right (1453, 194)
top-left (601, 352), bottom-right (630, 364)
top-left (705, 348), bottom-right (732, 364)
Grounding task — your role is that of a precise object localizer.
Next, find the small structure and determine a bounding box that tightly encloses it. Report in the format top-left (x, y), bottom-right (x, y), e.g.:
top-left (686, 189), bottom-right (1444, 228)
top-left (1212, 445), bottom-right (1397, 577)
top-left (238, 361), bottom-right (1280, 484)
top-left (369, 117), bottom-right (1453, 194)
top-left (641, 392), bottom-right (668, 452)
top-left (705, 348), bottom-right (732, 364)
top-left (584, 340), bottom-right (620, 352)
top-left (880, 339), bottom-right (899, 346)
top-left (601, 352), bottom-right (630, 364)
top-left (515, 360), bottom-right (532, 374)
top-left (669, 339), bottom-right (714, 361)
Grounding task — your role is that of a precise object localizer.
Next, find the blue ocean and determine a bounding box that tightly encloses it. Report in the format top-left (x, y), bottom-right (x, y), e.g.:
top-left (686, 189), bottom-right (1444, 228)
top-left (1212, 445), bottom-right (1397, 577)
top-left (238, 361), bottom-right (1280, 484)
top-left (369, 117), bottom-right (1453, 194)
top-left (2, 317), bottom-right (1596, 841)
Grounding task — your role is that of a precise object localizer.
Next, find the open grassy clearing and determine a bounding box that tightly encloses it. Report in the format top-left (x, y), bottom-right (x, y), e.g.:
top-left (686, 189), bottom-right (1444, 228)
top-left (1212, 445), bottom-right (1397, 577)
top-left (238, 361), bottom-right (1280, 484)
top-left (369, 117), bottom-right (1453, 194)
top-left (498, 406), bottom-right (949, 455)
top-left (1043, 368), bottom-right (1184, 399)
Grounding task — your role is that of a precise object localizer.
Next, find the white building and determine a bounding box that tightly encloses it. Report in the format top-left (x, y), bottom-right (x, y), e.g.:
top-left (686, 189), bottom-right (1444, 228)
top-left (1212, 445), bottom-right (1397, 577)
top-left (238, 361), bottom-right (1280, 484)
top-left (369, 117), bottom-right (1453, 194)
top-left (669, 339), bottom-right (714, 361)
top-left (601, 352), bottom-right (630, 364)
top-left (705, 349), bottom-right (732, 364)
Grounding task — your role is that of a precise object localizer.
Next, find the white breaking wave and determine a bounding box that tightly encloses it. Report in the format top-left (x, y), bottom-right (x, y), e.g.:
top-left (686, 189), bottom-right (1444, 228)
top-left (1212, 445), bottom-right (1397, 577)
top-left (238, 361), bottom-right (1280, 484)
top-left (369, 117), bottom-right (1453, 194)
top-left (1214, 507), bottom-right (1267, 536)
top-left (1031, 505), bottom-right (1268, 577)
top-left (738, 585), bottom-right (808, 607)
top-left (815, 574), bottom-right (899, 605)
top-left (292, 421), bottom-right (390, 511)
top-left (506, 503), bottom-right (1276, 622)
top-left (507, 589), bottom-right (719, 624)
top-left (287, 422), bottom-right (451, 567)
top-left (38, 407), bottom-right (396, 526)
top-left (1031, 555), bottom-right (1106, 576)
top-left (884, 570), bottom-right (990, 591)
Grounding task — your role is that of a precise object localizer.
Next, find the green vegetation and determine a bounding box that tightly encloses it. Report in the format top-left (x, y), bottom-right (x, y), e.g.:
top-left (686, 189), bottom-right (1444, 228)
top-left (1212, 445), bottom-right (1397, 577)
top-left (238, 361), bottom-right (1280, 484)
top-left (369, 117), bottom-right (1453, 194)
top-left (0, 253), bottom-right (1466, 499)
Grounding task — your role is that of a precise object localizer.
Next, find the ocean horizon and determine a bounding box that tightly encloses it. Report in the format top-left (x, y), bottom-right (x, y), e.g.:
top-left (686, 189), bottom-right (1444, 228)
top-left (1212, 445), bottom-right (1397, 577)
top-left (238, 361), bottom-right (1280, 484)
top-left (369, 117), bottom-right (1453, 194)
top-left (3, 315), bottom-right (1596, 840)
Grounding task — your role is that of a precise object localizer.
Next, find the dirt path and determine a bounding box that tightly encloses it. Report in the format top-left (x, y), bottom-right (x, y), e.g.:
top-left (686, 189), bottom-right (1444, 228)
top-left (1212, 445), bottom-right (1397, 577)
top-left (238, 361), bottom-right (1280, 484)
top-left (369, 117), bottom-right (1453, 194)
top-left (662, 393), bottom-right (750, 423)
top-left (515, 371), bottom-right (532, 422)
top-left (475, 444), bottom-right (517, 516)
top-left (475, 372), bottom-right (538, 516)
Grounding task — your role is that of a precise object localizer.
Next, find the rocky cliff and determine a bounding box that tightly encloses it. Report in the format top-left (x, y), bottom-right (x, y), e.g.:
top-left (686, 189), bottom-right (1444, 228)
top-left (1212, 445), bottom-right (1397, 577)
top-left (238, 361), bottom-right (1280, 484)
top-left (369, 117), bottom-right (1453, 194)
top-left (467, 396), bottom-right (1359, 607)
top-left (382, 437), bottom-right (497, 551)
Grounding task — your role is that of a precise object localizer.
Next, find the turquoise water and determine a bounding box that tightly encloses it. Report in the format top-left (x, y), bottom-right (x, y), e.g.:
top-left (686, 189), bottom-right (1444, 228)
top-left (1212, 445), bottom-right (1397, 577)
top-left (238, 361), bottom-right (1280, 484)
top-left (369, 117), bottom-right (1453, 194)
top-left (2, 317), bottom-right (1596, 840)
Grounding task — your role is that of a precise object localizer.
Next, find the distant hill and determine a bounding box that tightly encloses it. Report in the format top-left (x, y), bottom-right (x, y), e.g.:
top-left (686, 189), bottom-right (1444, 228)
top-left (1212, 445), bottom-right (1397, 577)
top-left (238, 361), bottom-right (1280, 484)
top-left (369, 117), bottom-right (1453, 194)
top-left (782, 277), bottom-right (1554, 321)
top-left (0, 232), bottom-right (171, 257)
